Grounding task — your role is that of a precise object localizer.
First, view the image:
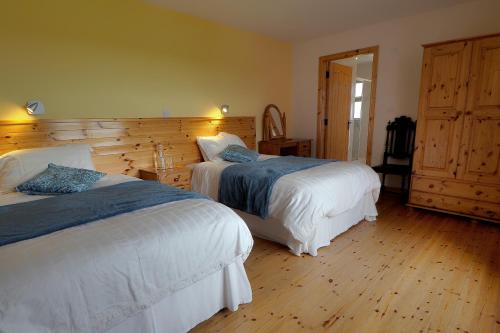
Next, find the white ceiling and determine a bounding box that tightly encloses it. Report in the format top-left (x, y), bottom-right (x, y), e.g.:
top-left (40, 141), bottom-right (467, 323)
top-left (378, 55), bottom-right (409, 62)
top-left (147, 0), bottom-right (472, 42)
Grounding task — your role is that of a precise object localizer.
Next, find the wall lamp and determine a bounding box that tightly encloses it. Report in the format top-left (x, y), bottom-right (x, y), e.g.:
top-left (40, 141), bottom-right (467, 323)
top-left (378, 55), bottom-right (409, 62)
top-left (25, 100), bottom-right (45, 115)
top-left (220, 104), bottom-right (229, 115)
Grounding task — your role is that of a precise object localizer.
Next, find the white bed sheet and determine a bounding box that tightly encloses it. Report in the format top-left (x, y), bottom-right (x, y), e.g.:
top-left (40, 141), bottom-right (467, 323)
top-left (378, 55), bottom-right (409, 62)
top-left (236, 191), bottom-right (377, 255)
top-left (191, 158), bottom-right (380, 255)
top-left (109, 256), bottom-right (251, 333)
top-left (0, 175), bottom-right (253, 333)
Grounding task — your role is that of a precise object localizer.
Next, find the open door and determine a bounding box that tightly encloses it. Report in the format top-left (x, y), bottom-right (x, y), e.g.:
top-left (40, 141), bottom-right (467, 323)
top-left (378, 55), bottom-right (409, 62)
top-left (324, 62), bottom-right (352, 160)
top-left (316, 46), bottom-right (378, 164)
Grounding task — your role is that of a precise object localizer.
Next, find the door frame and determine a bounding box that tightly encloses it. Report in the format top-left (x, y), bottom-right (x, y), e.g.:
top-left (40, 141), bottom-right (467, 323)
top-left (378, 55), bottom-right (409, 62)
top-left (316, 45), bottom-right (379, 164)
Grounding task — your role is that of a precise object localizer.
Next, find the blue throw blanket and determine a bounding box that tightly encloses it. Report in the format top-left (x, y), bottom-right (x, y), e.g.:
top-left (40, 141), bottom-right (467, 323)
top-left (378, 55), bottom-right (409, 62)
top-left (219, 156), bottom-right (333, 219)
top-left (0, 181), bottom-right (207, 247)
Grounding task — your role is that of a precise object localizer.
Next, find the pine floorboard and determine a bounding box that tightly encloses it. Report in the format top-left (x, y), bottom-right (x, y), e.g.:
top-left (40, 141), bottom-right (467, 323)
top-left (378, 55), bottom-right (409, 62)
top-left (192, 193), bottom-right (500, 332)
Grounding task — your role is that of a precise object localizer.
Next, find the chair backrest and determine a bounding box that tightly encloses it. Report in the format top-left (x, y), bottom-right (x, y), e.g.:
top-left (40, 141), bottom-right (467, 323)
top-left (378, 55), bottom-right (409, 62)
top-left (383, 116), bottom-right (416, 164)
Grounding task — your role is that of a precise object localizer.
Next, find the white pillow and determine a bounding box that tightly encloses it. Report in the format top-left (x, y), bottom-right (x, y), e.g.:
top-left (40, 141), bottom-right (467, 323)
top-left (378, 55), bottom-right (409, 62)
top-left (0, 144), bottom-right (95, 194)
top-left (196, 132), bottom-right (247, 162)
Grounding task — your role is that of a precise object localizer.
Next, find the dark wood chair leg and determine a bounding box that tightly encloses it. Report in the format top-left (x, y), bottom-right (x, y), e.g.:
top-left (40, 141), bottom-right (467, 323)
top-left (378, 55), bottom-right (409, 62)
top-left (381, 173), bottom-right (386, 192)
top-left (400, 175), bottom-right (406, 202)
top-left (406, 173), bottom-right (412, 202)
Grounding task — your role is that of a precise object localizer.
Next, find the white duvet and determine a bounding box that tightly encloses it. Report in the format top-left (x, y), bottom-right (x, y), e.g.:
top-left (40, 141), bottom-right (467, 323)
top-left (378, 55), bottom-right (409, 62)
top-left (192, 156), bottom-right (380, 251)
top-left (0, 175), bottom-right (253, 333)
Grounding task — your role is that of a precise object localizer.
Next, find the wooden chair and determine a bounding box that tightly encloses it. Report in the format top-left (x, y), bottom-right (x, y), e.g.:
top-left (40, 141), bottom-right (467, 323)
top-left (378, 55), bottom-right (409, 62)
top-left (372, 116), bottom-right (416, 199)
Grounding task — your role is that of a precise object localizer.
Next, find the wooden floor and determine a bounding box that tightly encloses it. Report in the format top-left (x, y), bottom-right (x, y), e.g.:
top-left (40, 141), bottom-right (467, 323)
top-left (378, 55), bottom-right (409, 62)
top-left (192, 194), bottom-right (500, 333)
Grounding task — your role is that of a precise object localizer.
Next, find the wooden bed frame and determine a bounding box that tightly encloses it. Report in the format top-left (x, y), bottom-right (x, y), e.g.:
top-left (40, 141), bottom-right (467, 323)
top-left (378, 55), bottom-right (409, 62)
top-left (0, 117), bottom-right (256, 177)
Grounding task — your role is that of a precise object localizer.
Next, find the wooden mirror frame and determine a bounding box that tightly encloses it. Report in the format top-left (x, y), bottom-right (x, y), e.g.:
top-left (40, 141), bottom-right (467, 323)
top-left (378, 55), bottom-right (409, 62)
top-left (263, 104), bottom-right (287, 141)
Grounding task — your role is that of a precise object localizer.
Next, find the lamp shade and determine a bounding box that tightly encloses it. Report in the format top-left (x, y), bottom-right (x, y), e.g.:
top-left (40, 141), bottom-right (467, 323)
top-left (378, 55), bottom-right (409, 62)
top-left (25, 100), bottom-right (45, 115)
top-left (220, 104), bottom-right (229, 115)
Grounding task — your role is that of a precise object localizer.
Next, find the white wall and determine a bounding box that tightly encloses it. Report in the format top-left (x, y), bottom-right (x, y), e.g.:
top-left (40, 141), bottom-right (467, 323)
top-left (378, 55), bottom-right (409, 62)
top-left (292, 0), bottom-right (500, 169)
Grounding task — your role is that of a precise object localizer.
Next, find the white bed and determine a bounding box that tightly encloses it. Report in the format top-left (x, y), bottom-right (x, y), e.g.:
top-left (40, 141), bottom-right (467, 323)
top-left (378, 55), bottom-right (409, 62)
top-left (191, 155), bottom-right (380, 256)
top-left (0, 175), bottom-right (254, 333)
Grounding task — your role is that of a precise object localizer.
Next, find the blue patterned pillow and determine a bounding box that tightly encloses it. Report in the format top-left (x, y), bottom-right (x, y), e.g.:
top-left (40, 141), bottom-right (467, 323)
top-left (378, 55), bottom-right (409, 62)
top-left (220, 144), bottom-right (259, 163)
top-left (16, 163), bottom-right (106, 195)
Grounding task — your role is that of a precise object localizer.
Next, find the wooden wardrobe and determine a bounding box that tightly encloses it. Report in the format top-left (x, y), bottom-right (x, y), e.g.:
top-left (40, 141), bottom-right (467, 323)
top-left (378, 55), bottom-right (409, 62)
top-left (409, 34), bottom-right (500, 223)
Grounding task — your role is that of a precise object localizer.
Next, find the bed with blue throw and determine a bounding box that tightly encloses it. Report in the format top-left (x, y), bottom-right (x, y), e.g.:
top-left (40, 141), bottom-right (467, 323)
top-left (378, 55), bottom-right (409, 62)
top-left (219, 156), bottom-right (332, 219)
top-left (192, 155), bottom-right (381, 256)
top-left (0, 181), bottom-right (207, 246)
top-left (0, 176), bottom-right (253, 333)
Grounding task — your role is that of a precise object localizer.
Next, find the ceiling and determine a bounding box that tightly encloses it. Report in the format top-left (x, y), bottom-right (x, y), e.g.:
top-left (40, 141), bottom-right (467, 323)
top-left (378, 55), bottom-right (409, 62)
top-left (147, 0), bottom-right (472, 42)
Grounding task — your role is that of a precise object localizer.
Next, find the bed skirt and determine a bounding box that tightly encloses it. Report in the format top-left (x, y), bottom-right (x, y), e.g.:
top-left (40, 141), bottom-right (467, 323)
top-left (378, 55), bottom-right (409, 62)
top-left (236, 191), bottom-right (377, 256)
top-left (107, 256), bottom-right (251, 333)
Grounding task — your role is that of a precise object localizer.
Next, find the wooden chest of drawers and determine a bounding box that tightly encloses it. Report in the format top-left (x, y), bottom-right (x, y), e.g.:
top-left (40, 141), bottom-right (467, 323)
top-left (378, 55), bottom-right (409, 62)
top-left (258, 139), bottom-right (312, 157)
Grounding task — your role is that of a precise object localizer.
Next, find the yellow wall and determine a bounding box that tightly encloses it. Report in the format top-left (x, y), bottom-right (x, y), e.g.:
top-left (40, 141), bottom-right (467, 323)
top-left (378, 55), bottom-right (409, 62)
top-left (0, 0), bottom-right (292, 139)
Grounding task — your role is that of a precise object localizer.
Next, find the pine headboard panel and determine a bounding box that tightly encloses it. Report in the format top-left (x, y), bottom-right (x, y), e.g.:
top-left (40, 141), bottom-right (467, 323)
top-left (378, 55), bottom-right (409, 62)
top-left (0, 117), bottom-right (256, 177)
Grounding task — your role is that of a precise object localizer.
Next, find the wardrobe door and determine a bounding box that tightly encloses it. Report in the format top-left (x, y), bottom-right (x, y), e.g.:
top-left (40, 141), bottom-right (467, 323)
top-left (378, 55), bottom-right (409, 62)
top-left (412, 41), bottom-right (472, 178)
top-left (457, 35), bottom-right (500, 185)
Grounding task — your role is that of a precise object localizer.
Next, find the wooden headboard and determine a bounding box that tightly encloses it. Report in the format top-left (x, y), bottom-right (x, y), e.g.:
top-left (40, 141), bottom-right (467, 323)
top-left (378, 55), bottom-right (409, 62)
top-left (0, 117), bottom-right (256, 176)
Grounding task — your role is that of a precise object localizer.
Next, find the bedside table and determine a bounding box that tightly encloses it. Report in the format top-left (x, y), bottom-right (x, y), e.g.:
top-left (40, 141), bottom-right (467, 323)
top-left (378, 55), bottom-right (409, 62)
top-left (258, 138), bottom-right (312, 157)
top-left (139, 167), bottom-right (192, 190)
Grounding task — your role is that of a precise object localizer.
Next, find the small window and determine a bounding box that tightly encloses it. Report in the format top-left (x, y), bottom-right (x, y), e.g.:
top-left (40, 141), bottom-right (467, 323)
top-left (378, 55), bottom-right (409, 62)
top-left (354, 101), bottom-right (362, 119)
top-left (355, 82), bottom-right (363, 98)
top-left (354, 81), bottom-right (364, 119)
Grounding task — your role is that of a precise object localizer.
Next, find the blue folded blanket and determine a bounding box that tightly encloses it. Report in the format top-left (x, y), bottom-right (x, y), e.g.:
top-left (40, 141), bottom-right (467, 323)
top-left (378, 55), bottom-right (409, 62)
top-left (219, 156), bottom-right (333, 218)
top-left (0, 181), bottom-right (207, 247)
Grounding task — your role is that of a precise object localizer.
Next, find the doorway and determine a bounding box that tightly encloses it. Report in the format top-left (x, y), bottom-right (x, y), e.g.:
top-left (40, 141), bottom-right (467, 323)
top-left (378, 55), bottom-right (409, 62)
top-left (316, 46), bottom-right (378, 164)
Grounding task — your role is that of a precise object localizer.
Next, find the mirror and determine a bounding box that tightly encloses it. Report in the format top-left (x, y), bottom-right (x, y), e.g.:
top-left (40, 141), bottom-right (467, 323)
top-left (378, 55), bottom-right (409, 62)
top-left (263, 104), bottom-right (286, 140)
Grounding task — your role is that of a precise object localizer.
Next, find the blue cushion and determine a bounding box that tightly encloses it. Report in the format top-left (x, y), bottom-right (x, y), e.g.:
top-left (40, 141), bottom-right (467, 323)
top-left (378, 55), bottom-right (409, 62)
top-left (220, 145), bottom-right (259, 163)
top-left (16, 163), bottom-right (106, 195)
